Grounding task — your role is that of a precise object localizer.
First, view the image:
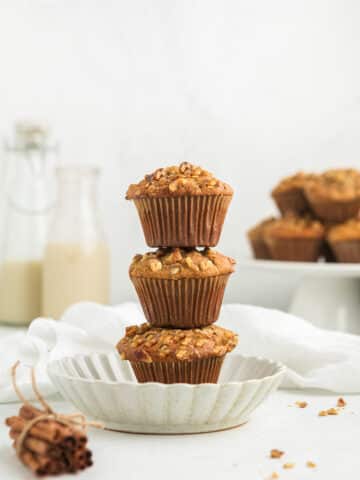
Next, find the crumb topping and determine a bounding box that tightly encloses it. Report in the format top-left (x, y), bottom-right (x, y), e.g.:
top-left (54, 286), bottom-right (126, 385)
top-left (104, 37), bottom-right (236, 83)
top-left (126, 162), bottom-right (233, 199)
top-left (129, 247), bottom-right (235, 279)
top-left (272, 172), bottom-right (315, 194)
top-left (305, 168), bottom-right (360, 201)
top-left (327, 219), bottom-right (360, 243)
top-left (117, 323), bottom-right (238, 363)
top-left (263, 215), bottom-right (325, 240)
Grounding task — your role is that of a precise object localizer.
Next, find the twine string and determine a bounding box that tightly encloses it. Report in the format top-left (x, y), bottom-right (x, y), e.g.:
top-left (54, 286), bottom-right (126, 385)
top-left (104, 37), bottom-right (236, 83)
top-left (11, 361), bottom-right (103, 457)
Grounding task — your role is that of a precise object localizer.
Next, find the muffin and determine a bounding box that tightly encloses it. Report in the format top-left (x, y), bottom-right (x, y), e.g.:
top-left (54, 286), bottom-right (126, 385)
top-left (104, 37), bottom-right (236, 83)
top-left (304, 169), bottom-right (360, 222)
top-left (272, 172), bottom-right (314, 215)
top-left (117, 323), bottom-right (238, 384)
top-left (327, 219), bottom-right (360, 262)
top-left (263, 216), bottom-right (325, 261)
top-left (130, 247), bottom-right (235, 328)
top-left (247, 217), bottom-right (276, 259)
top-left (126, 162), bottom-right (233, 247)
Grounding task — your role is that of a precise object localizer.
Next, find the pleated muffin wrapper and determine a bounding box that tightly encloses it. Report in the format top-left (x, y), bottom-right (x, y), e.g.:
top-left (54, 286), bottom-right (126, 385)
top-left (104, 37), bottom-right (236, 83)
top-left (131, 274), bottom-right (231, 328)
top-left (248, 236), bottom-right (272, 260)
top-left (272, 188), bottom-right (310, 216)
top-left (130, 356), bottom-right (225, 384)
top-left (264, 236), bottom-right (323, 262)
top-left (304, 190), bottom-right (360, 222)
top-left (329, 239), bottom-right (360, 263)
top-left (133, 194), bottom-right (232, 247)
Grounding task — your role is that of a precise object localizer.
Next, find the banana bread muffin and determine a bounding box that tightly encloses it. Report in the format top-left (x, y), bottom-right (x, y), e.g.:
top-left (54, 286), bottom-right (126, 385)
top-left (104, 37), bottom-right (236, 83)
top-left (304, 168), bottom-right (360, 222)
top-left (130, 247), bottom-right (235, 328)
top-left (247, 217), bottom-right (276, 259)
top-left (272, 172), bottom-right (314, 215)
top-left (327, 219), bottom-right (360, 262)
top-left (126, 162), bottom-right (233, 247)
top-left (117, 323), bottom-right (238, 384)
top-left (263, 216), bottom-right (325, 261)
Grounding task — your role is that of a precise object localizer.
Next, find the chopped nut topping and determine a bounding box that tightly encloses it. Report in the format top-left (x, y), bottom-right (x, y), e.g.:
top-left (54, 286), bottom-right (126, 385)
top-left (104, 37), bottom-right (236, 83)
top-left (126, 161), bottom-right (233, 198)
top-left (282, 463), bottom-right (295, 470)
top-left (270, 449), bottom-right (284, 459)
top-left (149, 259), bottom-right (162, 272)
top-left (117, 323), bottom-right (238, 363)
top-left (295, 401), bottom-right (308, 408)
top-left (337, 397), bottom-right (346, 407)
top-left (170, 266), bottom-right (180, 275)
top-left (130, 247), bottom-right (235, 279)
top-left (306, 461), bottom-right (317, 468)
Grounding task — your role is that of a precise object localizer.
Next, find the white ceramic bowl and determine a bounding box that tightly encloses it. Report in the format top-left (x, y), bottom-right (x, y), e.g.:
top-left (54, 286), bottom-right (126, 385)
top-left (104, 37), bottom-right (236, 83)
top-left (47, 352), bottom-right (286, 434)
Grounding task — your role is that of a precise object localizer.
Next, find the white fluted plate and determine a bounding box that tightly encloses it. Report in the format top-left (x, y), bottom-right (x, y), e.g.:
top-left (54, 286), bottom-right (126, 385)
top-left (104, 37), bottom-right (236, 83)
top-left (47, 353), bottom-right (286, 434)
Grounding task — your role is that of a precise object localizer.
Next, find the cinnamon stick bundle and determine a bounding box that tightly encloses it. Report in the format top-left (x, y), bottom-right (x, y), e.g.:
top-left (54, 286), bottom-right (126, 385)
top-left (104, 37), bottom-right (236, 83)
top-left (6, 404), bottom-right (93, 476)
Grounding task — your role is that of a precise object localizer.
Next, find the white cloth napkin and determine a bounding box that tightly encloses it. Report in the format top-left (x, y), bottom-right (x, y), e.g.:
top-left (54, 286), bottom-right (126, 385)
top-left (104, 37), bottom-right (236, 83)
top-left (1, 301), bottom-right (360, 403)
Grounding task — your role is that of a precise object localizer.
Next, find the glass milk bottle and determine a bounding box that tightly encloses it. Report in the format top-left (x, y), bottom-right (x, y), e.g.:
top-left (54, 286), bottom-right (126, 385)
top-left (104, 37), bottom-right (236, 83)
top-left (0, 123), bottom-right (57, 325)
top-left (42, 166), bottom-right (110, 319)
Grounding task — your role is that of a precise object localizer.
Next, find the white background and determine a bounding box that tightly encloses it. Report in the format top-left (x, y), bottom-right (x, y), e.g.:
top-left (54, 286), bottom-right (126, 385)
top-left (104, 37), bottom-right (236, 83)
top-left (1, 0), bottom-right (360, 307)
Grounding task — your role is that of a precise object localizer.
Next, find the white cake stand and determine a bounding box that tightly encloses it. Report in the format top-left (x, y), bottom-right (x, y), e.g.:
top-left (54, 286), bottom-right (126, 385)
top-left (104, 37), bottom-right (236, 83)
top-left (239, 259), bottom-right (360, 334)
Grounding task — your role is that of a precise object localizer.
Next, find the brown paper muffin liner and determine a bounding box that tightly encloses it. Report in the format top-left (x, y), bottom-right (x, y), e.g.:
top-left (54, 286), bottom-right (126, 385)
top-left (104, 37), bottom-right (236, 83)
top-left (272, 189), bottom-right (310, 216)
top-left (329, 240), bottom-right (360, 263)
top-left (248, 236), bottom-right (272, 260)
top-left (133, 195), bottom-right (232, 247)
top-left (304, 192), bottom-right (360, 222)
top-left (130, 356), bottom-right (224, 384)
top-left (131, 274), bottom-right (231, 328)
top-left (264, 237), bottom-right (323, 262)
top-left (322, 242), bottom-right (337, 263)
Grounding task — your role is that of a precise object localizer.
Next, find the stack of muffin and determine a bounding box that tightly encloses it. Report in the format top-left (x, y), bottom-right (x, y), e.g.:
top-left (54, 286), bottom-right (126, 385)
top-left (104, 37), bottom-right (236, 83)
top-left (248, 168), bottom-right (360, 262)
top-left (117, 162), bottom-right (238, 384)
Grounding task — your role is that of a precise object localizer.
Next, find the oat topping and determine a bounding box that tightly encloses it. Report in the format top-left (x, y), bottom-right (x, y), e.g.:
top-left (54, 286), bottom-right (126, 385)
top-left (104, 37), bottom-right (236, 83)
top-left (295, 401), bottom-right (308, 408)
top-left (270, 449), bottom-right (285, 459)
top-left (126, 162), bottom-right (233, 199)
top-left (129, 247), bottom-right (235, 279)
top-left (117, 323), bottom-right (238, 363)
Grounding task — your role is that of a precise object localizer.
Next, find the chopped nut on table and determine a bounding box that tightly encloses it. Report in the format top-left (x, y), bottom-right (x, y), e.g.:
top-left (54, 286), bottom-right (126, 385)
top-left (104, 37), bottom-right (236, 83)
top-left (306, 461), bottom-right (317, 468)
top-left (270, 449), bottom-right (284, 459)
top-left (295, 401), bottom-right (308, 408)
top-left (282, 462), bottom-right (295, 469)
top-left (337, 397), bottom-right (346, 407)
top-left (319, 407), bottom-right (339, 416)
top-left (266, 473), bottom-right (279, 479)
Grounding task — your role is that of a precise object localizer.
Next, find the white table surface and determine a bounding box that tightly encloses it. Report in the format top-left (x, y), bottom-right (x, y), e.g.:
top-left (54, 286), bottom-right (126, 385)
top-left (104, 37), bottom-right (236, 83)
top-left (1, 389), bottom-right (359, 480)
